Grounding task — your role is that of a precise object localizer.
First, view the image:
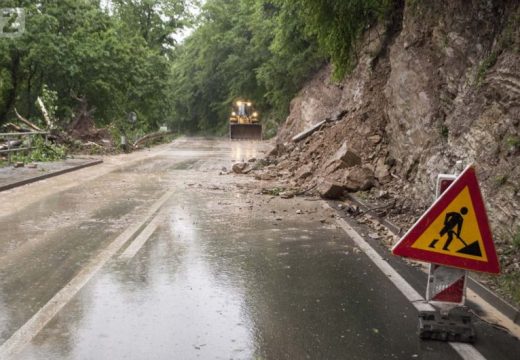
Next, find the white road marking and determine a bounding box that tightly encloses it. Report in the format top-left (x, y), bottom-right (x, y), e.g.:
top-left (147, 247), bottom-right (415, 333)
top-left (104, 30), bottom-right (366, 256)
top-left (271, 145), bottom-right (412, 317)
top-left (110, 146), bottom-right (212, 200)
top-left (119, 215), bottom-right (161, 259)
top-left (449, 343), bottom-right (487, 360)
top-left (0, 190), bottom-right (174, 359)
top-left (325, 203), bottom-right (487, 360)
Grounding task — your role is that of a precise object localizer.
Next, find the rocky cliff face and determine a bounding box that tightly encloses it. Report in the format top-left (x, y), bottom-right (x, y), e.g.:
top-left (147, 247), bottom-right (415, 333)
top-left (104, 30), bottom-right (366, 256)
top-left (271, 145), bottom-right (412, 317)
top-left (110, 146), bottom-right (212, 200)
top-left (266, 1), bottom-right (519, 270)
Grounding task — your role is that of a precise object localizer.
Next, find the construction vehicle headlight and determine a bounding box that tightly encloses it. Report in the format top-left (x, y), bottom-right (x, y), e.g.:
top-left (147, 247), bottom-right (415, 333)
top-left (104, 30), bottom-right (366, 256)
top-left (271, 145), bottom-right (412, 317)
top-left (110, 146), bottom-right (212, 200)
top-left (247, 102), bottom-right (252, 107)
top-left (231, 111), bottom-right (236, 116)
top-left (236, 101), bottom-right (242, 106)
top-left (252, 112), bottom-right (258, 117)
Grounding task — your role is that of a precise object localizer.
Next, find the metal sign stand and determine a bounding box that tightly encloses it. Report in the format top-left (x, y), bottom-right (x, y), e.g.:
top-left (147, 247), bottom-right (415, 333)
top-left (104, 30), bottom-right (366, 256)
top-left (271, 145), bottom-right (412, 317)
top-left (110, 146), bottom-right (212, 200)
top-left (419, 165), bottom-right (476, 342)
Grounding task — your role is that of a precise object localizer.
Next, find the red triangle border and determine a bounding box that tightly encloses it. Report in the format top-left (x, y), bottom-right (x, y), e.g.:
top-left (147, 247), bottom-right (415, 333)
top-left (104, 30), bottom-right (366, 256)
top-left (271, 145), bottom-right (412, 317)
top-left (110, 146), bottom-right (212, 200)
top-left (392, 165), bottom-right (500, 274)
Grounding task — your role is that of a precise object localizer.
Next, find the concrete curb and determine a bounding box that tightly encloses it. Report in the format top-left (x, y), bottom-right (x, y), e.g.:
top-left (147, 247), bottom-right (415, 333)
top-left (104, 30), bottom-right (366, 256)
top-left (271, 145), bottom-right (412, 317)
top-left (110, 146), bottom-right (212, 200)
top-left (344, 193), bottom-right (520, 326)
top-left (0, 159), bottom-right (103, 193)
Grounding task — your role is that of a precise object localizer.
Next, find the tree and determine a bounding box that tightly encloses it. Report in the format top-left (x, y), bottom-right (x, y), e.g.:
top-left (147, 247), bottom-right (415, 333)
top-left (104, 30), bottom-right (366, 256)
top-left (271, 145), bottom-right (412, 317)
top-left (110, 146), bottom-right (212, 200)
top-left (0, 0), bottom-right (189, 131)
top-left (168, 0), bottom-right (323, 135)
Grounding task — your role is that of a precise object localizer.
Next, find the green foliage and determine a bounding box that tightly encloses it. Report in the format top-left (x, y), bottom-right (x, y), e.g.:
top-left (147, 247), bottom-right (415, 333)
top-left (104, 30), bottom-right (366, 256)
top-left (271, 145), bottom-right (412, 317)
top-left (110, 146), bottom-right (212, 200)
top-left (0, 0), bottom-right (190, 133)
top-left (40, 84), bottom-right (58, 121)
top-left (169, 0), bottom-right (324, 134)
top-left (475, 51), bottom-right (497, 86)
top-left (506, 136), bottom-right (520, 149)
top-left (11, 135), bottom-right (67, 163)
top-left (295, 0), bottom-right (393, 79)
top-left (513, 228), bottom-right (520, 250)
top-left (494, 174), bottom-right (508, 187)
top-left (1, 0), bottom-right (395, 137)
top-left (498, 6), bottom-right (520, 54)
top-left (498, 272), bottom-right (520, 305)
top-left (439, 124), bottom-right (449, 139)
top-left (168, 0), bottom-right (396, 134)
top-left (261, 186), bottom-right (285, 196)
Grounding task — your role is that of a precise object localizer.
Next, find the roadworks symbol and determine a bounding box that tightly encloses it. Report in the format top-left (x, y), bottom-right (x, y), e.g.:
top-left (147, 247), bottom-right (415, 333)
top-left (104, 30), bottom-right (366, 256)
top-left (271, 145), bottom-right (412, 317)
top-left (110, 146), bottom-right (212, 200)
top-left (412, 186), bottom-right (487, 262)
top-left (392, 165), bottom-right (500, 273)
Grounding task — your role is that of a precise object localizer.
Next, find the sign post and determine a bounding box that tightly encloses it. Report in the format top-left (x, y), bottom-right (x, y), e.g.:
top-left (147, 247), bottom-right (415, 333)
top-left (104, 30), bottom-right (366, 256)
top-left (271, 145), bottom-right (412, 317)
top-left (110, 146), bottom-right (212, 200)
top-left (392, 164), bottom-right (500, 342)
top-left (427, 174), bottom-right (466, 314)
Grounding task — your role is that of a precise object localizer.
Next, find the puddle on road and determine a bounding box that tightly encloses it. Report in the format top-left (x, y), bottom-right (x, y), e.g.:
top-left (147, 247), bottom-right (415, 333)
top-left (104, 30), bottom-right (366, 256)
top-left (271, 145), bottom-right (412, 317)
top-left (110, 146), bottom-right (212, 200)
top-left (15, 190), bottom-right (459, 360)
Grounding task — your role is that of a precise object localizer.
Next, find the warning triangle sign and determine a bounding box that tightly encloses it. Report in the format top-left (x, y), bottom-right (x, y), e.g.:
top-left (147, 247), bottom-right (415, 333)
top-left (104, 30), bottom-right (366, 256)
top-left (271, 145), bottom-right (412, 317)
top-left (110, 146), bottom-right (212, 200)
top-left (392, 165), bottom-right (500, 274)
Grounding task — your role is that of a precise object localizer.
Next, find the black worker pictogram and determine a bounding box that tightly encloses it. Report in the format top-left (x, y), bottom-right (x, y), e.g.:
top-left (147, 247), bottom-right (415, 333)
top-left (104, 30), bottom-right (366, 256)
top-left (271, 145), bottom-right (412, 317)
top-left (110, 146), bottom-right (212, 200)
top-left (429, 207), bottom-right (468, 251)
top-left (428, 206), bottom-right (482, 257)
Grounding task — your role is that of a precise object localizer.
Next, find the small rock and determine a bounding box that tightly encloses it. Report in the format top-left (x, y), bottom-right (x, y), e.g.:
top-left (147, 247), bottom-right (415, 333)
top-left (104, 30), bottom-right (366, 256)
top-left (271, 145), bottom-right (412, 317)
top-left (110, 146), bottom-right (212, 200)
top-left (254, 172), bottom-right (275, 181)
top-left (375, 157), bottom-right (391, 183)
top-left (346, 204), bottom-right (360, 215)
top-left (377, 190), bottom-right (389, 198)
top-left (368, 135), bottom-right (382, 144)
top-left (13, 162), bottom-right (24, 168)
top-left (338, 204), bottom-right (344, 209)
top-left (248, 157), bottom-right (256, 162)
top-left (368, 232), bottom-right (380, 240)
top-left (280, 191), bottom-right (295, 199)
top-left (295, 163), bottom-right (313, 179)
top-left (296, 209), bottom-right (302, 214)
top-left (26, 163), bottom-right (37, 169)
top-left (232, 162), bottom-right (248, 174)
top-left (221, 166), bottom-right (227, 172)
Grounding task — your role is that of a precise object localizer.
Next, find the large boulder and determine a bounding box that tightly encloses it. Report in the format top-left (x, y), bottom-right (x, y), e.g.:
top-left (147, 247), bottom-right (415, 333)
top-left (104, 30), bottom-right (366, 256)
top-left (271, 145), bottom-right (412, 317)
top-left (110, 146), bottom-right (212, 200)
top-left (317, 179), bottom-right (345, 199)
top-left (325, 141), bottom-right (362, 173)
top-left (343, 166), bottom-right (375, 192)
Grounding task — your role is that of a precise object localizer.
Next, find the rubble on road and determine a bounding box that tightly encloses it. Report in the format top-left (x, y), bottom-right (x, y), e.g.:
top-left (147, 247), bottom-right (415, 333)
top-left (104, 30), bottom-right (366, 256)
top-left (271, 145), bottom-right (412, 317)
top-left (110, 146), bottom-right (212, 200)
top-left (232, 162), bottom-right (249, 174)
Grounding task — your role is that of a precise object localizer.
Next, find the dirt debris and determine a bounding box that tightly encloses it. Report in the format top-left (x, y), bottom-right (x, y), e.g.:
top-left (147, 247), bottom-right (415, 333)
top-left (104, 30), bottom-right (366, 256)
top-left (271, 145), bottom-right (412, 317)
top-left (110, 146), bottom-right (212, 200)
top-left (244, 0), bottom-right (520, 307)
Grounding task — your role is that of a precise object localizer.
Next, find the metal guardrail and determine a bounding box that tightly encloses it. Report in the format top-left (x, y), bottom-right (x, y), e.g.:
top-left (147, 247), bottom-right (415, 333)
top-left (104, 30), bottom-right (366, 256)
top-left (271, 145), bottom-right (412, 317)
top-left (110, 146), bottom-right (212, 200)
top-left (0, 131), bottom-right (49, 162)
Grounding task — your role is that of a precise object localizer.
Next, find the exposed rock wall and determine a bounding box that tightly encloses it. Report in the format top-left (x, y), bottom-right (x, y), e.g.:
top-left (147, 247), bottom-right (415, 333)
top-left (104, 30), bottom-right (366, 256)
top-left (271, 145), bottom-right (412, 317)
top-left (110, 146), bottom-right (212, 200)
top-left (271, 0), bottom-right (520, 250)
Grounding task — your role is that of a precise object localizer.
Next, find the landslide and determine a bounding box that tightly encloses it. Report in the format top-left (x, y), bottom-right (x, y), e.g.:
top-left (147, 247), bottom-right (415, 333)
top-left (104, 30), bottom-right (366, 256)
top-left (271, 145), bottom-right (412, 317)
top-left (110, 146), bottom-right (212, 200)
top-left (257, 1), bottom-right (520, 304)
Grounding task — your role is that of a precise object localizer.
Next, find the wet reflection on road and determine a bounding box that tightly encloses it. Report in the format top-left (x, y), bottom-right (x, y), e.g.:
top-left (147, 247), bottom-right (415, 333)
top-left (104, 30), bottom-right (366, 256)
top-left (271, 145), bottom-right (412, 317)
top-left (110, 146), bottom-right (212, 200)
top-left (2, 139), bottom-right (462, 360)
top-left (16, 192), bottom-right (457, 360)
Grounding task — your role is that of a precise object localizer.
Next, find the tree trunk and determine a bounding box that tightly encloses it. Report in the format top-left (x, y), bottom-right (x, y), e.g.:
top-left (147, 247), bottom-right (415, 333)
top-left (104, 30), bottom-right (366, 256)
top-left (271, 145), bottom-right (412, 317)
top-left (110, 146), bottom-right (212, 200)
top-left (0, 53), bottom-right (20, 127)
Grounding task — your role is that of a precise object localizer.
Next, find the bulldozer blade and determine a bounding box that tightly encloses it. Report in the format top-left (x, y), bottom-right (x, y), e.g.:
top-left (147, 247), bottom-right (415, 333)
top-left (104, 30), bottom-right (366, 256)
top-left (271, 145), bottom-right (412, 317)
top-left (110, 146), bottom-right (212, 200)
top-left (229, 124), bottom-right (262, 140)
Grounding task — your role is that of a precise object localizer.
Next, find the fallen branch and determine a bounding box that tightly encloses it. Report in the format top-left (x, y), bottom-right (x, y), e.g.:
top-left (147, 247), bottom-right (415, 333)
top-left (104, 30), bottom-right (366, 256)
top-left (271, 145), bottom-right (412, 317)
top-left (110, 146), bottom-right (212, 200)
top-left (291, 110), bottom-right (348, 143)
top-left (4, 122), bottom-right (29, 132)
top-left (36, 97), bottom-right (53, 128)
top-left (84, 141), bottom-right (103, 148)
top-left (133, 131), bottom-right (173, 148)
top-left (292, 120), bottom-right (327, 143)
top-left (14, 108), bottom-right (42, 131)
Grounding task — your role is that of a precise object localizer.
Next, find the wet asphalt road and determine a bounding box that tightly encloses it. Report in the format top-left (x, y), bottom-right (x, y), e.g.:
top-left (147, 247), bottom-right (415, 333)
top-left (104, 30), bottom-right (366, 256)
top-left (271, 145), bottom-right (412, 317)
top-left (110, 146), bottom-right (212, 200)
top-left (0, 138), bottom-right (519, 359)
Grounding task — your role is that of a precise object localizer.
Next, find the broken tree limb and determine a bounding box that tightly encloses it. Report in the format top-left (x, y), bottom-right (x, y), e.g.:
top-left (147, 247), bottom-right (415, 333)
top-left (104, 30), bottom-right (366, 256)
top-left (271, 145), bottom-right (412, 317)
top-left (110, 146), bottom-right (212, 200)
top-left (14, 108), bottom-right (42, 131)
top-left (4, 122), bottom-right (28, 132)
top-left (291, 110), bottom-right (348, 143)
top-left (291, 120), bottom-right (327, 143)
top-left (133, 131), bottom-right (173, 148)
top-left (36, 97), bottom-right (53, 128)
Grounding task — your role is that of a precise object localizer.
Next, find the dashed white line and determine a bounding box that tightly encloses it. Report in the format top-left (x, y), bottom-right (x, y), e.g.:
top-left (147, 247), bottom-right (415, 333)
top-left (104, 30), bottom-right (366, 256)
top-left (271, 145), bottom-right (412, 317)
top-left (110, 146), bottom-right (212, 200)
top-left (119, 215), bottom-right (161, 260)
top-left (0, 190), bottom-right (173, 359)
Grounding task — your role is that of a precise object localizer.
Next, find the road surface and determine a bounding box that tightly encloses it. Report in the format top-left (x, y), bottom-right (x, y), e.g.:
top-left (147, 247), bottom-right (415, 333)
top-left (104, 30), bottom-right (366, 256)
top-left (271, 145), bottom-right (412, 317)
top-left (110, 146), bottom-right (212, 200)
top-left (0, 138), bottom-right (518, 359)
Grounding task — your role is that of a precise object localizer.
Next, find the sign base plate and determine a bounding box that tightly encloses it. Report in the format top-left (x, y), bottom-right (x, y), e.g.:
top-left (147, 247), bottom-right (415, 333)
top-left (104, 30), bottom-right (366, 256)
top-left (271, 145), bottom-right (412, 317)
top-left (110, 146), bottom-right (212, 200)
top-left (419, 309), bottom-right (475, 343)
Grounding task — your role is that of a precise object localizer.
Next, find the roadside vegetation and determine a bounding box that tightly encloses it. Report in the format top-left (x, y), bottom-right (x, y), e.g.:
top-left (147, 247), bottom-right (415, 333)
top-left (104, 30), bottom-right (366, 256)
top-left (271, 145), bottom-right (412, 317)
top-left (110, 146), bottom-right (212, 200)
top-left (1, 0), bottom-right (392, 144)
top-left (170, 0), bottom-right (393, 135)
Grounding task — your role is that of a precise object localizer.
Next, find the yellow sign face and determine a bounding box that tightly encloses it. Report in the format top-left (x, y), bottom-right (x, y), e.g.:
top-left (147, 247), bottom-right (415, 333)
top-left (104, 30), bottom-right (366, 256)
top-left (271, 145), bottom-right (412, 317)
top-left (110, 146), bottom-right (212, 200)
top-left (393, 165), bottom-right (500, 273)
top-left (411, 186), bottom-right (488, 262)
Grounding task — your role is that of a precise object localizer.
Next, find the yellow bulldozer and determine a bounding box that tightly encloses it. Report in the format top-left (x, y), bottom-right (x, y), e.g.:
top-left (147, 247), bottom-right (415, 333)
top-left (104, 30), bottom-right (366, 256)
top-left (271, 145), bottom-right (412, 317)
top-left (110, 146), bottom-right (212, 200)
top-left (229, 100), bottom-right (262, 140)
